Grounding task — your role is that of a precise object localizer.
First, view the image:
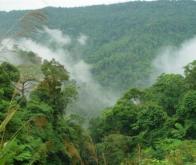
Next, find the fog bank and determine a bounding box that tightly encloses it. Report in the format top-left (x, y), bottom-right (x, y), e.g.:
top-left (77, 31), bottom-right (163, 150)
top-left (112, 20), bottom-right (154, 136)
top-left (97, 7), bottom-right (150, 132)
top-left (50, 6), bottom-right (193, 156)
top-left (0, 27), bottom-right (119, 119)
top-left (152, 37), bottom-right (196, 80)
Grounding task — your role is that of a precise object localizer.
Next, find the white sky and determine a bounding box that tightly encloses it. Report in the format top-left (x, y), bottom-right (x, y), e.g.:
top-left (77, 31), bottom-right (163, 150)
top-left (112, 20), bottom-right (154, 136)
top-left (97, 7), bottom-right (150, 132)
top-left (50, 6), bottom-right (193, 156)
top-left (0, 0), bottom-right (131, 11)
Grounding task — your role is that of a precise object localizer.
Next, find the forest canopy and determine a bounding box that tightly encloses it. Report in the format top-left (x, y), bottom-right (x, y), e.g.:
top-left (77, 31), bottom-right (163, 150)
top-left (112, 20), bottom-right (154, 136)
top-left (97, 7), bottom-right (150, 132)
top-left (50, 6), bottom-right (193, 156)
top-left (0, 1), bottom-right (196, 164)
top-left (1, 0), bottom-right (196, 91)
top-left (0, 57), bottom-right (195, 164)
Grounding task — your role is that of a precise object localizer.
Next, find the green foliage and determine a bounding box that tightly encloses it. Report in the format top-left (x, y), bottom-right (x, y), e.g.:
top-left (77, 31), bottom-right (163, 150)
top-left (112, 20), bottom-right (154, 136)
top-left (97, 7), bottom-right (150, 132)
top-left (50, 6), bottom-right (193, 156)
top-left (96, 134), bottom-right (132, 165)
top-left (1, 1), bottom-right (196, 161)
top-left (136, 103), bottom-right (167, 131)
top-left (142, 139), bottom-right (196, 164)
top-left (0, 60), bottom-right (196, 164)
top-left (0, 62), bottom-right (20, 82)
top-left (89, 61), bottom-right (196, 164)
top-left (41, 59), bottom-right (69, 81)
top-left (177, 90), bottom-right (196, 120)
top-left (16, 49), bottom-right (42, 65)
top-left (2, 1), bottom-right (196, 91)
top-left (151, 74), bottom-right (187, 115)
top-left (31, 59), bottom-right (71, 119)
top-left (185, 60), bottom-right (196, 90)
top-left (0, 60), bottom-right (96, 165)
top-left (177, 90), bottom-right (196, 138)
top-left (0, 62), bottom-right (20, 100)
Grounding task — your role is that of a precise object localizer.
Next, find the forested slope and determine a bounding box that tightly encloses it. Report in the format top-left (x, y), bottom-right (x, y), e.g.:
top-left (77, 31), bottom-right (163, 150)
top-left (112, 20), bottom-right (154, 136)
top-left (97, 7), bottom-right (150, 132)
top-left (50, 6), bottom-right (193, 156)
top-left (1, 1), bottom-right (196, 91)
top-left (0, 1), bottom-right (196, 164)
top-left (0, 57), bottom-right (195, 164)
top-left (89, 60), bottom-right (196, 164)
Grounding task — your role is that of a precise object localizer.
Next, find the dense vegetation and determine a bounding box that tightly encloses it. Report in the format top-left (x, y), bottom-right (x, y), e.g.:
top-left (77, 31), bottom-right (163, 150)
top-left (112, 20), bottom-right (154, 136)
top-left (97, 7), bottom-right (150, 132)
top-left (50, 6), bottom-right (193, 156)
top-left (1, 0), bottom-right (196, 91)
top-left (0, 1), bottom-right (196, 164)
top-left (0, 52), bottom-right (195, 164)
top-left (90, 60), bottom-right (196, 164)
top-left (0, 58), bottom-right (98, 165)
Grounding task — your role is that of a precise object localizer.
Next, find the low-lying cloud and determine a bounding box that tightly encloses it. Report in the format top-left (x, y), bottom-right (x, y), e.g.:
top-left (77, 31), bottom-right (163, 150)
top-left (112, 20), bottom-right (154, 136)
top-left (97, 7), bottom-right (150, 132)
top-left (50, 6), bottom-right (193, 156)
top-left (0, 27), bottom-right (118, 120)
top-left (77, 34), bottom-right (88, 46)
top-left (152, 37), bottom-right (196, 79)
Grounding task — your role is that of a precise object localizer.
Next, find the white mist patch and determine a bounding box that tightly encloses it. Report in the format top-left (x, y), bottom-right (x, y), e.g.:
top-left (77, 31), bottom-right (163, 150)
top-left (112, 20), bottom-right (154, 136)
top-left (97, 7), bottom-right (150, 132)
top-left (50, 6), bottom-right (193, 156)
top-left (0, 27), bottom-right (118, 118)
top-left (0, 38), bottom-right (24, 65)
top-left (77, 34), bottom-right (88, 45)
top-left (72, 61), bottom-right (92, 83)
top-left (153, 37), bottom-right (196, 78)
top-left (44, 26), bottom-right (71, 46)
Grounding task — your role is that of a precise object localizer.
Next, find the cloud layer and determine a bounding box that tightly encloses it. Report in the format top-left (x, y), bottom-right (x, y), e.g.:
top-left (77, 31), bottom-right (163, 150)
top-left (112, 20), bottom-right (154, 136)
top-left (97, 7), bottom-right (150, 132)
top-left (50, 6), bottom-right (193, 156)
top-left (152, 37), bottom-right (196, 79)
top-left (0, 27), bottom-right (118, 120)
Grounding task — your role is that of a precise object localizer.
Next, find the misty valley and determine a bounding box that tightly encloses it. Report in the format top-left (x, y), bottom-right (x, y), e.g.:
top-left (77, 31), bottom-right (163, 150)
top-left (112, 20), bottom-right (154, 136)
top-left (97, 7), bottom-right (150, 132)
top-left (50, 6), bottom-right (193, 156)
top-left (0, 0), bottom-right (196, 165)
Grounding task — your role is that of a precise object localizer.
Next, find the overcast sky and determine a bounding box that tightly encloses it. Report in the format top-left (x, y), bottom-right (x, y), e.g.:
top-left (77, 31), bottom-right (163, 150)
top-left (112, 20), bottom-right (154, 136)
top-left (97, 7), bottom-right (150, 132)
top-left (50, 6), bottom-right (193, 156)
top-left (0, 0), bottom-right (131, 11)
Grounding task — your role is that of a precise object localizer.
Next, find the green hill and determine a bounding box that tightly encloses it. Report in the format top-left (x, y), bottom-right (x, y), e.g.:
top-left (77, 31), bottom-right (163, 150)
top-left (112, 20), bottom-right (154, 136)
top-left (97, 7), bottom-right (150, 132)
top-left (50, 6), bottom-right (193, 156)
top-left (1, 0), bottom-right (196, 91)
top-left (0, 2), bottom-right (196, 164)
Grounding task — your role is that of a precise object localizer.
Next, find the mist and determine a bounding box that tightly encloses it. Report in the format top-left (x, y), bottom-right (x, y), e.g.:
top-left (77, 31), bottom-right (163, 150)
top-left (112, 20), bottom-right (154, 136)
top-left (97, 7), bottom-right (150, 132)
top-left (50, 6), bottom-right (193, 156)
top-left (152, 36), bottom-right (196, 80)
top-left (0, 27), bottom-right (119, 120)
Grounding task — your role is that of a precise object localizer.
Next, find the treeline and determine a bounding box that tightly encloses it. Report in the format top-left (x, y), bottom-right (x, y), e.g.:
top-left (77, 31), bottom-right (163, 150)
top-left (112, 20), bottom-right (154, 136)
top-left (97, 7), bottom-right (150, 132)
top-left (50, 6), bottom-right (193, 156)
top-left (0, 57), bottom-right (195, 164)
top-left (1, 1), bottom-right (196, 91)
top-left (0, 59), bottom-right (97, 164)
top-left (89, 60), bottom-right (196, 164)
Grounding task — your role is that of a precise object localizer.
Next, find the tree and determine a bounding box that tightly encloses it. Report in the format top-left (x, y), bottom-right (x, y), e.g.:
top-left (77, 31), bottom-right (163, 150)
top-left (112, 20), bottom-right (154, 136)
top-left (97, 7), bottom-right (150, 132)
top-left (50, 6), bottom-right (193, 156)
top-left (136, 103), bottom-right (167, 131)
top-left (177, 90), bottom-right (196, 138)
top-left (96, 134), bottom-right (132, 165)
top-left (0, 62), bottom-right (20, 100)
top-left (185, 60), bottom-right (196, 90)
top-left (31, 59), bottom-right (70, 118)
top-left (0, 60), bottom-right (97, 165)
top-left (151, 74), bottom-right (187, 116)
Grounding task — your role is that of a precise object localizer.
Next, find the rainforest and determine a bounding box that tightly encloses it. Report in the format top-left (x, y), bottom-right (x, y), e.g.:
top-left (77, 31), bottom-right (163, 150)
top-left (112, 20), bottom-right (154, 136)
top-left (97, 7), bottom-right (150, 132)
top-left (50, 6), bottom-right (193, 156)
top-left (0, 0), bottom-right (196, 164)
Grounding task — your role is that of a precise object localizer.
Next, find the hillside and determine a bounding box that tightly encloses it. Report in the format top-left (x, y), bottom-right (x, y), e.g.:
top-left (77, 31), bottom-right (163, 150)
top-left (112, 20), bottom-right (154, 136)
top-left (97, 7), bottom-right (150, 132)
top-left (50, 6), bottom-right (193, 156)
top-left (0, 1), bottom-right (196, 164)
top-left (1, 0), bottom-right (196, 91)
top-left (0, 58), bottom-right (195, 164)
